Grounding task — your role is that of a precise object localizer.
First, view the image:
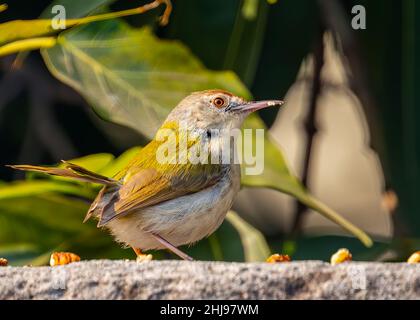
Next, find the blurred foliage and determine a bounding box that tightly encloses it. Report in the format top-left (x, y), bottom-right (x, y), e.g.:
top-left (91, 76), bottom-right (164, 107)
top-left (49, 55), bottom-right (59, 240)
top-left (2, 0), bottom-right (419, 265)
top-left (353, 0), bottom-right (420, 237)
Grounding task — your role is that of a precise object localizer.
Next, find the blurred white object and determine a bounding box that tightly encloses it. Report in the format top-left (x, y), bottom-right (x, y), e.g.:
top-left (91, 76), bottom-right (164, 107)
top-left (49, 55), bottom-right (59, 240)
top-left (235, 33), bottom-right (392, 239)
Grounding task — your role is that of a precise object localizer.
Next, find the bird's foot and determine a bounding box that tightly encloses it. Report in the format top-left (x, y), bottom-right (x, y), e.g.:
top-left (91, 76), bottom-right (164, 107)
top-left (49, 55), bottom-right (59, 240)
top-left (132, 247), bottom-right (153, 263)
top-left (136, 253), bottom-right (153, 263)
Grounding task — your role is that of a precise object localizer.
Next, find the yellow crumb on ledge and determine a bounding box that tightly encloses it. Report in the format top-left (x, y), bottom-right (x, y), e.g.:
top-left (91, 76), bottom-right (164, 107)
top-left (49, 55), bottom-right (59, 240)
top-left (330, 248), bottom-right (352, 265)
top-left (50, 252), bottom-right (81, 266)
top-left (266, 254), bottom-right (291, 263)
top-left (136, 254), bottom-right (153, 263)
top-left (407, 251), bottom-right (420, 264)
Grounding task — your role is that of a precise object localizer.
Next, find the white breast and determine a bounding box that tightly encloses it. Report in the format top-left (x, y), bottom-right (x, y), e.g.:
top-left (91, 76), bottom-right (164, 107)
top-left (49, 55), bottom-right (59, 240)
top-left (106, 164), bottom-right (241, 251)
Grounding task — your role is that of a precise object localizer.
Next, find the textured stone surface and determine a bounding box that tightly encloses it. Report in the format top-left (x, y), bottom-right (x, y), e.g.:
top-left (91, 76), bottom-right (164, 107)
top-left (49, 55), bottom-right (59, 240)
top-left (0, 260), bottom-right (419, 299)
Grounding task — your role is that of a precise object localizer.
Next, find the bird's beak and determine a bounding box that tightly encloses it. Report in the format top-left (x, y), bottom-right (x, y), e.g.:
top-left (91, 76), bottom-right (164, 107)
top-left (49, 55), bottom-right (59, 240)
top-left (229, 99), bottom-right (284, 113)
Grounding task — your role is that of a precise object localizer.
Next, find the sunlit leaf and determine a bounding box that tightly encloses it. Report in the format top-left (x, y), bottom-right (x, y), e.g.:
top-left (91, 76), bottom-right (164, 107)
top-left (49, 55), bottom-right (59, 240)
top-left (65, 152), bottom-right (114, 171)
top-left (99, 147), bottom-right (141, 177)
top-left (0, 194), bottom-right (130, 266)
top-left (0, 180), bottom-right (95, 199)
top-left (11, 0), bottom-right (115, 65)
top-left (0, 0), bottom-right (168, 49)
top-left (0, 37), bottom-right (56, 57)
top-left (226, 210), bottom-right (271, 261)
top-left (42, 22), bottom-right (250, 139)
top-left (0, 194), bottom-right (91, 232)
top-left (0, 20), bottom-right (59, 46)
top-left (0, 195), bottom-right (93, 256)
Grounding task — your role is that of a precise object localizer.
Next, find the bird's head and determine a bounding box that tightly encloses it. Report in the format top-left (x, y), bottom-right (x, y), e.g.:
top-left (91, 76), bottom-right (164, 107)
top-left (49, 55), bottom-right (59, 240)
top-left (164, 89), bottom-right (284, 131)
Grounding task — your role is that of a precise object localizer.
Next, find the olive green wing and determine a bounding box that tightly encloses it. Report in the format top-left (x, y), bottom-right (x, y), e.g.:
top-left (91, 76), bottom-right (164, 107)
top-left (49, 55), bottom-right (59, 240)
top-left (96, 163), bottom-right (223, 226)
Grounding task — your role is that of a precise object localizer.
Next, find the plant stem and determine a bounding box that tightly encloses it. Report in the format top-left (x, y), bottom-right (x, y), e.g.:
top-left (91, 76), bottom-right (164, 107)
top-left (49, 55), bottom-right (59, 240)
top-left (291, 29), bottom-right (325, 235)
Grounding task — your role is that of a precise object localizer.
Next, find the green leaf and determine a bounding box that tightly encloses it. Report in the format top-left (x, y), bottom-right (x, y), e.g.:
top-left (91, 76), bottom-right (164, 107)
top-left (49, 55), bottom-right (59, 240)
top-left (10, 0), bottom-right (115, 64)
top-left (42, 22), bottom-right (251, 139)
top-left (0, 194), bottom-right (129, 266)
top-left (41, 20), bottom-right (372, 246)
top-left (64, 152), bottom-right (114, 172)
top-left (0, 37), bottom-right (56, 57)
top-left (225, 210), bottom-right (271, 261)
top-left (0, 180), bottom-right (95, 199)
top-left (99, 147), bottom-right (141, 177)
top-left (0, 194), bottom-right (90, 233)
top-left (0, 1), bottom-right (168, 51)
top-left (0, 195), bottom-right (92, 256)
top-left (0, 20), bottom-right (59, 46)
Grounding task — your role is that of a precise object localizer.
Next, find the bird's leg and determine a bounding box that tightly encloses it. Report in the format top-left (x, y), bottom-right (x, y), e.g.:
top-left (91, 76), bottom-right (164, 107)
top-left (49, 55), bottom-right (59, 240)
top-left (150, 233), bottom-right (194, 261)
top-left (132, 247), bottom-right (153, 262)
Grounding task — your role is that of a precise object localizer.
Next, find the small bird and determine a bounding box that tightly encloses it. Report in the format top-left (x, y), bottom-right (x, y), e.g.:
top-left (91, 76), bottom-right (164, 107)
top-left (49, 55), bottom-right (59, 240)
top-left (10, 90), bottom-right (283, 261)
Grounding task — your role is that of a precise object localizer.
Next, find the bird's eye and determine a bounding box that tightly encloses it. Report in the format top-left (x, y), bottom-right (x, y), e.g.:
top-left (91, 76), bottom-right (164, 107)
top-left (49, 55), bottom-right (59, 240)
top-left (212, 97), bottom-right (226, 109)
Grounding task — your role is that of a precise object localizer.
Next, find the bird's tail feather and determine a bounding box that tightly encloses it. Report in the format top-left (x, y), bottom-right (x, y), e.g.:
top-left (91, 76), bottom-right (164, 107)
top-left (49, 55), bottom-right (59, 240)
top-left (84, 185), bottom-right (119, 225)
top-left (7, 160), bottom-right (119, 186)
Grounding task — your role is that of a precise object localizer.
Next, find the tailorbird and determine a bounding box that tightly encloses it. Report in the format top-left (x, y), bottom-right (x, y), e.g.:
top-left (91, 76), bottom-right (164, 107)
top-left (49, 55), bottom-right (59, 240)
top-left (10, 90), bottom-right (284, 261)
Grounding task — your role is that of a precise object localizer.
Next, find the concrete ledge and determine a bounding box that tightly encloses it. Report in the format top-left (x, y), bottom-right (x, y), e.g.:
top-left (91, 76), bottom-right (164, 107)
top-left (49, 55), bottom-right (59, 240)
top-left (0, 260), bottom-right (419, 299)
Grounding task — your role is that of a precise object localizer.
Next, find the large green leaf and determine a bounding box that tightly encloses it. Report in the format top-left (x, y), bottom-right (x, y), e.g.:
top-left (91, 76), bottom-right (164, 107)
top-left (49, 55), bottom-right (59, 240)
top-left (0, 193), bottom-right (123, 265)
top-left (40, 20), bottom-right (371, 246)
top-left (225, 210), bottom-right (271, 261)
top-left (0, 195), bottom-right (91, 249)
top-left (99, 147), bottom-right (142, 177)
top-left (42, 22), bottom-right (250, 138)
top-left (0, 0), bottom-right (113, 47)
top-left (0, 0), bottom-right (168, 52)
top-left (0, 37), bottom-right (57, 57)
top-left (64, 152), bottom-right (114, 171)
top-left (0, 180), bottom-right (95, 199)
top-left (8, 0), bottom-right (116, 64)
